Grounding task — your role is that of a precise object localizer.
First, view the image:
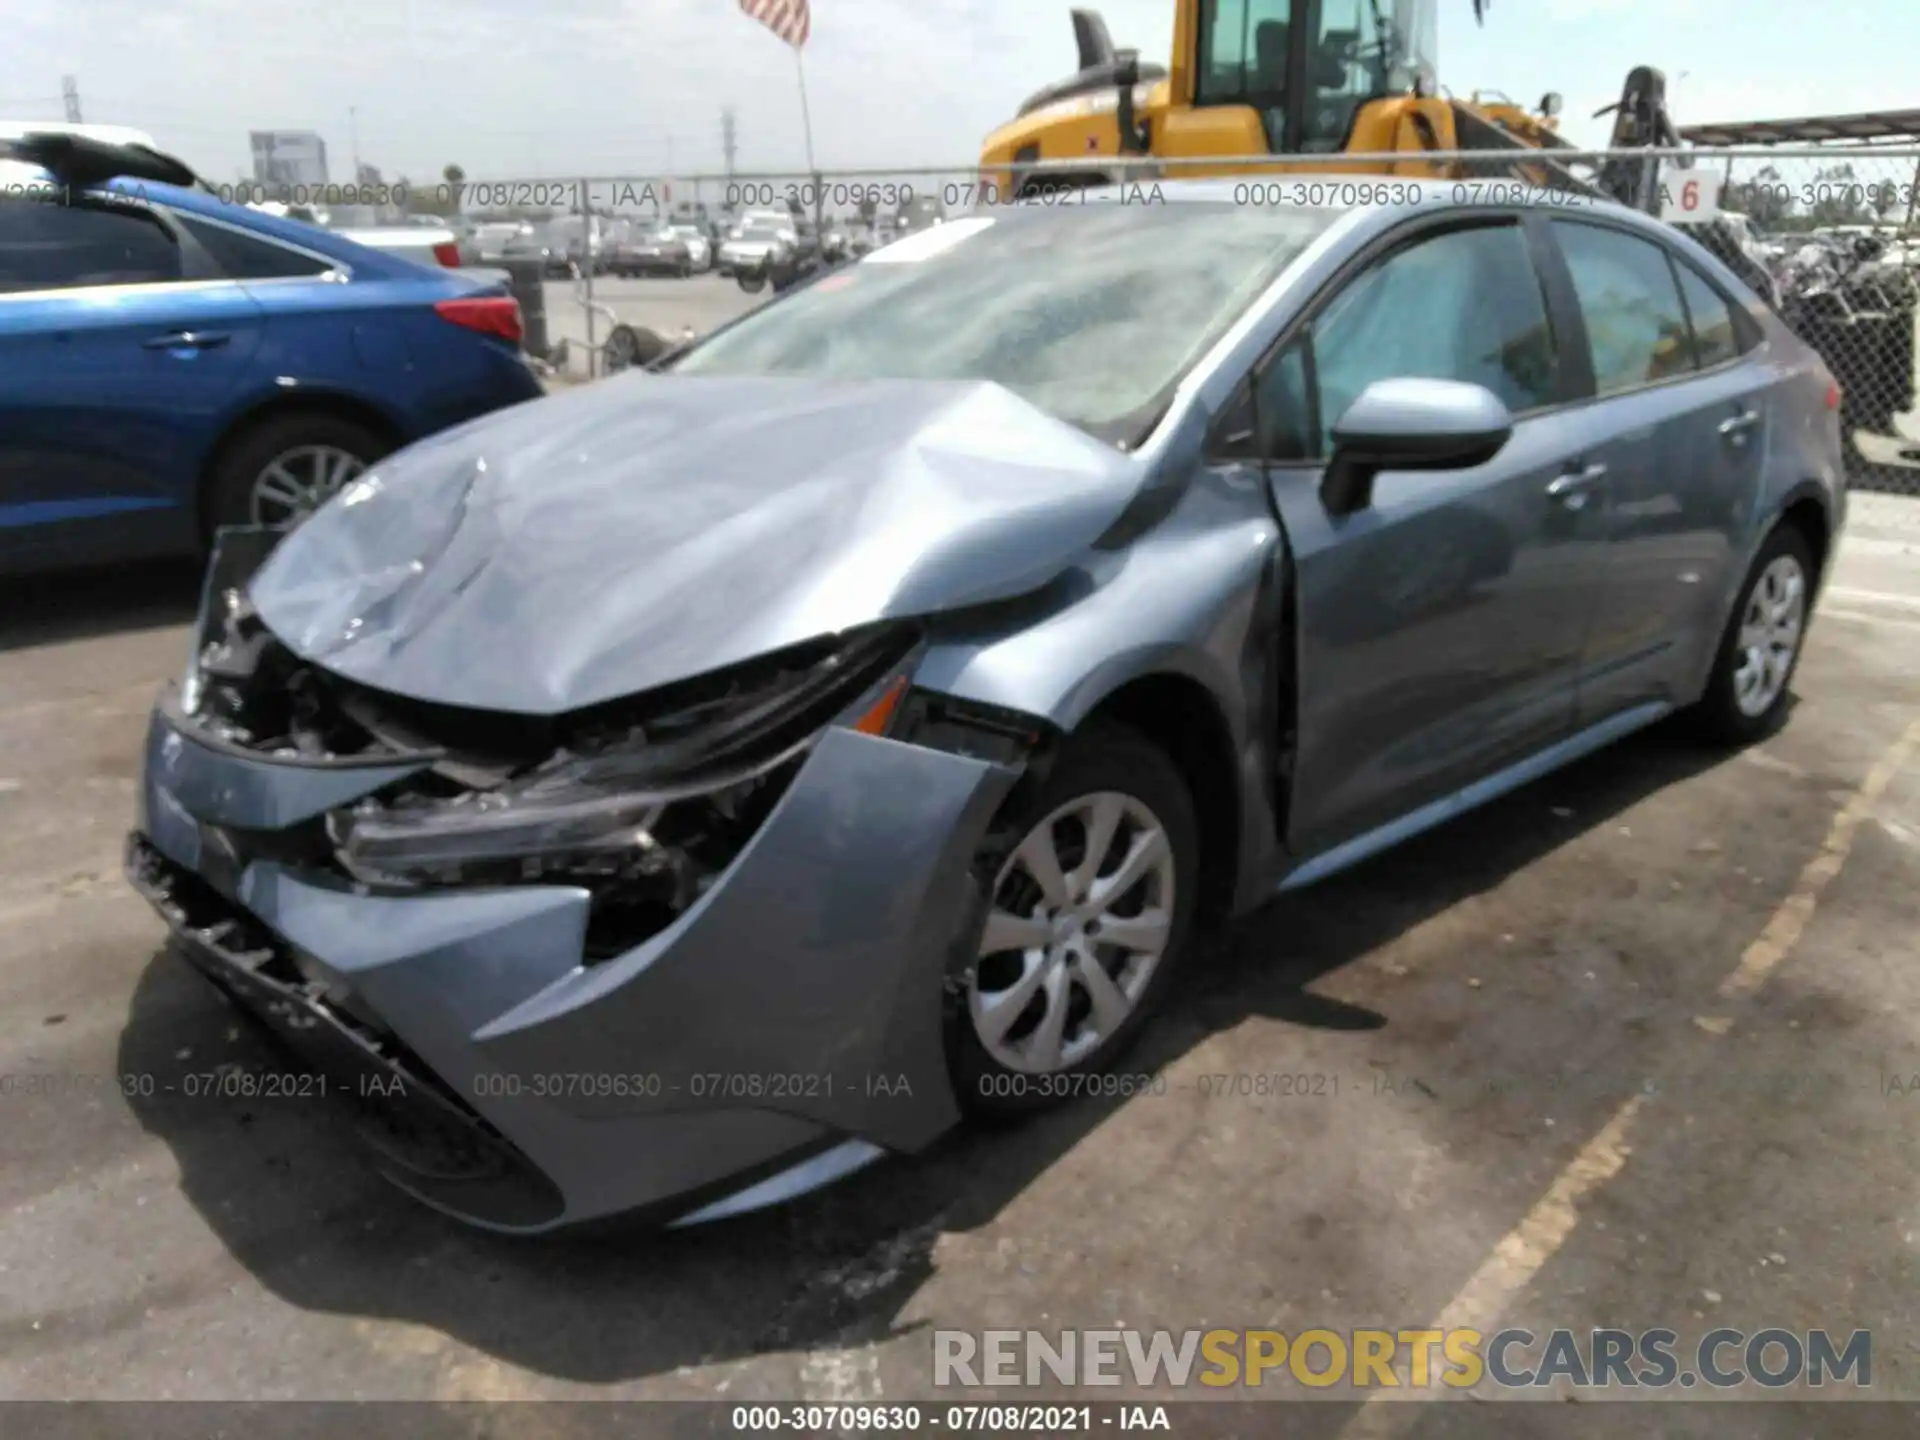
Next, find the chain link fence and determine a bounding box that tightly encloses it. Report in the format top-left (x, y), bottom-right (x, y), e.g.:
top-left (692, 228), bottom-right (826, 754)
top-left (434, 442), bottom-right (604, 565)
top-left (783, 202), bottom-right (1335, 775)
top-left (400, 146), bottom-right (1920, 496)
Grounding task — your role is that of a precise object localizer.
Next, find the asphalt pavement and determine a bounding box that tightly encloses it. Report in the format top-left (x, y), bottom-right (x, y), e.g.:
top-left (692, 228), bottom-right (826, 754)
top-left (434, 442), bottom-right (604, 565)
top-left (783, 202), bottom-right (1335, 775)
top-left (1, 485), bottom-right (1918, 1425)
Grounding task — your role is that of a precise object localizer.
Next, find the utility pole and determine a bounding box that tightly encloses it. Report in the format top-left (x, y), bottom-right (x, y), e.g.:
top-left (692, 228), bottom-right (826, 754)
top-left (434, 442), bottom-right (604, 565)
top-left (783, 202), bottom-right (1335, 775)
top-left (61, 75), bottom-right (81, 122)
top-left (721, 107), bottom-right (737, 184)
top-left (349, 106), bottom-right (361, 180)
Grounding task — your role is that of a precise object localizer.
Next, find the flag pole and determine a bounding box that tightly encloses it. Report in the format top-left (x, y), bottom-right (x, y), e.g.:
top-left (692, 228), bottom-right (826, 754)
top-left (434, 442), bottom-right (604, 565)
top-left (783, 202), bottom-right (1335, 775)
top-left (793, 44), bottom-right (817, 177)
top-left (794, 43), bottom-right (821, 242)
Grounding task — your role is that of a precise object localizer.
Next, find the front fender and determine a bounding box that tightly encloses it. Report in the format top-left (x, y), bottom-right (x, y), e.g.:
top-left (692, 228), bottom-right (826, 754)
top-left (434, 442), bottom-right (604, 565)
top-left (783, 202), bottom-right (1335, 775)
top-left (914, 467), bottom-right (1287, 908)
top-left (915, 472), bottom-right (1277, 730)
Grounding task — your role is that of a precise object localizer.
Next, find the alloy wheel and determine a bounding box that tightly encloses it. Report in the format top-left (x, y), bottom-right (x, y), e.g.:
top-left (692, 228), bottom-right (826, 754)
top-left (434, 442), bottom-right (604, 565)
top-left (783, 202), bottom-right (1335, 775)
top-left (1732, 553), bottom-right (1806, 718)
top-left (248, 445), bottom-right (367, 528)
top-left (970, 791), bottom-right (1177, 1074)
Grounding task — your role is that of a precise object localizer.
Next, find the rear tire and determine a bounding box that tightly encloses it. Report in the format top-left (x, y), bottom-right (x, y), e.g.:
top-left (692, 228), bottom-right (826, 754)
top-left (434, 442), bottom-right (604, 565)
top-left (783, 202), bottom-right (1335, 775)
top-left (1684, 524), bottom-right (1815, 745)
top-left (202, 412), bottom-right (391, 541)
top-left (948, 723), bottom-right (1199, 1118)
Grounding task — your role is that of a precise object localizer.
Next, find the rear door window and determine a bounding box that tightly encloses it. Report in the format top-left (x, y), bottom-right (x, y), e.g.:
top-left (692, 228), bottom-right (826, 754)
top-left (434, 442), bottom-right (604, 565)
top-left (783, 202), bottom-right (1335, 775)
top-left (0, 197), bottom-right (183, 292)
top-left (1549, 220), bottom-right (1696, 395)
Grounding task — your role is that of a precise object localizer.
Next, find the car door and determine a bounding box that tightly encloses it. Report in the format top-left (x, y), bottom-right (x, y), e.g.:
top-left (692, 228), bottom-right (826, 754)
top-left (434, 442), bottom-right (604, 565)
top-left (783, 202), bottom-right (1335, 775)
top-left (1536, 217), bottom-right (1769, 724)
top-left (1218, 215), bottom-right (1610, 863)
top-left (0, 193), bottom-right (267, 570)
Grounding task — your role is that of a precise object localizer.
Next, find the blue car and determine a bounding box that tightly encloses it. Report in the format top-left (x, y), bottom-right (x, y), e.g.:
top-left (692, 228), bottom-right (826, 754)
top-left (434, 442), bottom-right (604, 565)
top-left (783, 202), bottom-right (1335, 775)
top-left (0, 136), bottom-right (544, 575)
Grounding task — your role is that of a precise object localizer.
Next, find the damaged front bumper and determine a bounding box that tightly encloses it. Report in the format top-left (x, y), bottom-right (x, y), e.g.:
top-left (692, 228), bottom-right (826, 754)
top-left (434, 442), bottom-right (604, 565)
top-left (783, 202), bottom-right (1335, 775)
top-left (128, 660), bottom-right (1023, 1233)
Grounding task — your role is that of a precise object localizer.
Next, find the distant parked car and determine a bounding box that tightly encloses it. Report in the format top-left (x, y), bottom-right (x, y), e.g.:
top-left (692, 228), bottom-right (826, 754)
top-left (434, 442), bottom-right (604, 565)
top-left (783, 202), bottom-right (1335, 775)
top-left (469, 220), bottom-right (534, 265)
top-left (666, 223), bottom-right (712, 272)
top-left (716, 216), bottom-right (796, 276)
top-left (331, 223), bottom-right (463, 269)
top-left (0, 133), bottom-right (543, 575)
top-left (611, 224), bottom-right (694, 277)
top-left (896, 195), bottom-right (946, 234)
top-left (502, 223), bottom-right (565, 275)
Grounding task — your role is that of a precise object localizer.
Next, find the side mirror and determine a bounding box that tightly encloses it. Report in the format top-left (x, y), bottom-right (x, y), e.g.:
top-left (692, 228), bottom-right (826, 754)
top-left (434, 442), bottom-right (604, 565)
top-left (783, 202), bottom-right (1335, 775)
top-left (1321, 379), bottom-right (1513, 516)
top-left (1539, 91), bottom-right (1564, 118)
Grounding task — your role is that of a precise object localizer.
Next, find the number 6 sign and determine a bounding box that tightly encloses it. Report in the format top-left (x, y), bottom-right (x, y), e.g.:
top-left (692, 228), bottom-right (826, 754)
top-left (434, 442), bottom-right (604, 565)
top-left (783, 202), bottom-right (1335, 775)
top-left (1658, 167), bottom-right (1723, 222)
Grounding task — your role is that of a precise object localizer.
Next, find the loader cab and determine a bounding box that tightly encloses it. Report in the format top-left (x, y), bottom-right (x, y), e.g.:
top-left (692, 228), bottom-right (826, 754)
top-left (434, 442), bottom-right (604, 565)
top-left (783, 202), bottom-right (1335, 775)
top-left (1191, 0), bottom-right (1437, 153)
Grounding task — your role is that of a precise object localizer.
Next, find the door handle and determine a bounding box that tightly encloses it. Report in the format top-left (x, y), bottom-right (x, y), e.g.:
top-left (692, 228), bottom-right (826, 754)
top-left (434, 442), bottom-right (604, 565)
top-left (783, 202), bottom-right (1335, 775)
top-left (1718, 409), bottom-right (1760, 439)
top-left (143, 330), bottom-right (232, 351)
top-left (1546, 463), bottom-right (1606, 510)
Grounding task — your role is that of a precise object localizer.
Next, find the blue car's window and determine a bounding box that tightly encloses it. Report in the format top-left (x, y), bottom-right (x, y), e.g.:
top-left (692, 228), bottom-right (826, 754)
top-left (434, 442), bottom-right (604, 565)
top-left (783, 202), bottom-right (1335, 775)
top-left (175, 214), bottom-right (333, 281)
top-left (671, 203), bottom-right (1341, 435)
top-left (1549, 220), bottom-right (1695, 396)
top-left (1255, 220), bottom-right (1557, 460)
top-left (0, 197), bottom-right (181, 293)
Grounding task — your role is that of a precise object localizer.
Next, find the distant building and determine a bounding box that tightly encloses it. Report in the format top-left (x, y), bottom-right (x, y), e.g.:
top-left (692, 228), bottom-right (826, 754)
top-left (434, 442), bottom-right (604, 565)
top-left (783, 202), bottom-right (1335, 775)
top-left (249, 130), bottom-right (328, 191)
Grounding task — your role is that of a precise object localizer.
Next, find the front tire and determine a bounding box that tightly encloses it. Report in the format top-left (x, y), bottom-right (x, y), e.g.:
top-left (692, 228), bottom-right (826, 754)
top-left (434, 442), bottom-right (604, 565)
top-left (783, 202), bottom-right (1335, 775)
top-left (949, 723), bottom-right (1199, 1118)
top-left (1686, 524), bottom-right (1815, 745)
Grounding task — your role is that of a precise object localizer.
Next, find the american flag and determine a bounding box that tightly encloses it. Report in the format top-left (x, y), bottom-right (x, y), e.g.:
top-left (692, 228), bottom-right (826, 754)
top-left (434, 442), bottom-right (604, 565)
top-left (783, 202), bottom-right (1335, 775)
top-left (739, 0), bottom-right (810, 48)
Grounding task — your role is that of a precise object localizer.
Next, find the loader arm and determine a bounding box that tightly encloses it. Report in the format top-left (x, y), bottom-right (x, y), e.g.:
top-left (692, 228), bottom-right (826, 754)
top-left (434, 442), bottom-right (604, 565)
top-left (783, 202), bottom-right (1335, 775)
top-left (1448, 103), bottom-right (1612, 198)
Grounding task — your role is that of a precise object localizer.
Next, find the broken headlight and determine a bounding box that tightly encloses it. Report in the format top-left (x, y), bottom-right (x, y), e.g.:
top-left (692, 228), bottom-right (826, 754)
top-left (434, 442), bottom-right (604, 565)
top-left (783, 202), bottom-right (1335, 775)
top-left (326, 623), bottom-right (920, 894)
top-left (180, 527), bottom-right (284, 722)
top-left (326, 735), bottom-right (807, 887)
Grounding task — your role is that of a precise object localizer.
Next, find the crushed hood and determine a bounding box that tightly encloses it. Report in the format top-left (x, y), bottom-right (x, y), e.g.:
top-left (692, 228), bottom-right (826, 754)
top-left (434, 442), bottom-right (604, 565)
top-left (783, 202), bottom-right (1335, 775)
top-left (248, 373), bottom-right (1146, 715)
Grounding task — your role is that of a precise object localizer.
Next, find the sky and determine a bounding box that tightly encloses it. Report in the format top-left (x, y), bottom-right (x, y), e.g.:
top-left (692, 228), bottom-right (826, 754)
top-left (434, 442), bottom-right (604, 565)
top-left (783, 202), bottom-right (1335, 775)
top-left (1, 0), bottom-right (1914, 186)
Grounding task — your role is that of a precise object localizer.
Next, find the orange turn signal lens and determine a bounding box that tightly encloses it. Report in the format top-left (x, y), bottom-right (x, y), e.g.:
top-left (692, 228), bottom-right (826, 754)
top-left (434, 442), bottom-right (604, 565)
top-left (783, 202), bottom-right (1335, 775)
top-left (851, 677), bottom-right (909, 736)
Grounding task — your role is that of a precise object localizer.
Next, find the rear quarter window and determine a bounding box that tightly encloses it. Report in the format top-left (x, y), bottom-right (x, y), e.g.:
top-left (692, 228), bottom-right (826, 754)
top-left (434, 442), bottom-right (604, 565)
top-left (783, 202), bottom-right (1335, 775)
top-left (175, 214), bottom-right (335, 280)
top-left (1671, 260), bottom-right (1743, 369)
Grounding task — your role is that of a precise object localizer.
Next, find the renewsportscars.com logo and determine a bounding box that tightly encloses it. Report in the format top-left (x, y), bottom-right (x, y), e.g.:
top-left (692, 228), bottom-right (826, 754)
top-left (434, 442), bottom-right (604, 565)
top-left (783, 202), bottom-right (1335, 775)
top-left (933, 1328), bottom-right (1872, 1391)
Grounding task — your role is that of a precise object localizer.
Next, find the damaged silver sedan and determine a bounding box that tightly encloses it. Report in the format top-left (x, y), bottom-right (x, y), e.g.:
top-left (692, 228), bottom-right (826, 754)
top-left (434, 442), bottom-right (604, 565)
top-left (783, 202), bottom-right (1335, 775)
top-left (129, 184), bottom-right (1843, 1231)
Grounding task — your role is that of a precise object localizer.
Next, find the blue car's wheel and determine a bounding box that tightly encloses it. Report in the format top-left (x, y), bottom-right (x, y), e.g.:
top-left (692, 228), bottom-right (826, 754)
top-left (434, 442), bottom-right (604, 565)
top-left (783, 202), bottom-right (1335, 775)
top-left (950, 723), bottom-right (1199, 1117)
top-left (205, 413), bottom-right (390, 538)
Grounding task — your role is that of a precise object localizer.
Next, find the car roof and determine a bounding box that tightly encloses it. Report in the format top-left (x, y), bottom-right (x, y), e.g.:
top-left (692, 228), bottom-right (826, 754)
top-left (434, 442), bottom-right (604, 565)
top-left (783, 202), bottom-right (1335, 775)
top-left (1067, 173), bottom-right (1648, 221)
top-left (0, 161), bottom-right (443, 281)
top-left (1005, 173), bottom-right (1718, 266)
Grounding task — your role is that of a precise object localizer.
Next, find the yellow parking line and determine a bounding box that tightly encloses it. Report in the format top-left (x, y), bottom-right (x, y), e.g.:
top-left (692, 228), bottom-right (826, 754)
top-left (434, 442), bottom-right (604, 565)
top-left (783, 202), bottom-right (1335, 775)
top-left (1337, 717), bottom-right (1920, 1435)
top-left (1719, 718), bottom-right (1920, 1002)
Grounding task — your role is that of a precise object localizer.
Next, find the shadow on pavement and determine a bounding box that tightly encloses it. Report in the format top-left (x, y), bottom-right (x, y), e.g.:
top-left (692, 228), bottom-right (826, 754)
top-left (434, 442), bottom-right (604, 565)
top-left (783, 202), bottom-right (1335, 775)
top-left (0, 558), bottom-right (203, 655)
top-left (115, 723), bottom-right (1738, 1386)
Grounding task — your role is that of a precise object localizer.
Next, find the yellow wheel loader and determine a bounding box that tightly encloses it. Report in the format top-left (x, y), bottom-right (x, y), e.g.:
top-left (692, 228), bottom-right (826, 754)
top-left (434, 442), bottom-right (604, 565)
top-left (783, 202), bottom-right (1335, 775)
top-left (978, 0), bottom-right (1679, 210)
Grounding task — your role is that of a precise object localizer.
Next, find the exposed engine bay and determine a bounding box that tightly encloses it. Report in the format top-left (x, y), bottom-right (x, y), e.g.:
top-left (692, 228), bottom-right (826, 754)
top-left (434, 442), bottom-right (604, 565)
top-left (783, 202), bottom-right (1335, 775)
top-left (178, 544), bottom-right (918, 961)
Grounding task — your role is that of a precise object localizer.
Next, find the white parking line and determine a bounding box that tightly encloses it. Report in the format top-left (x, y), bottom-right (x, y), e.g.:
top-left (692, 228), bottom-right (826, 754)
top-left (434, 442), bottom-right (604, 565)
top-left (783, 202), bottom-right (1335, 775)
top-left (1821, 607), bottom-right (1920, 631)
top-left (1825, 585), bottom-right (1920, 612)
